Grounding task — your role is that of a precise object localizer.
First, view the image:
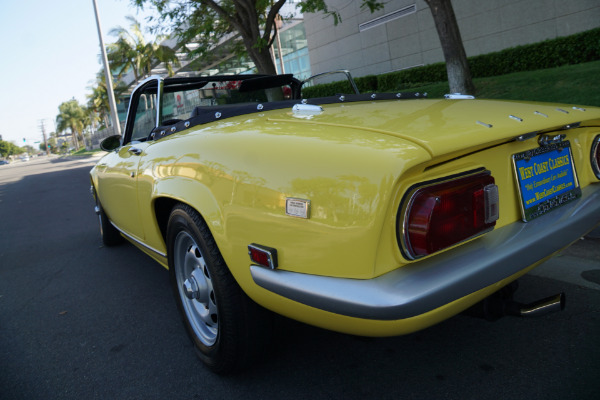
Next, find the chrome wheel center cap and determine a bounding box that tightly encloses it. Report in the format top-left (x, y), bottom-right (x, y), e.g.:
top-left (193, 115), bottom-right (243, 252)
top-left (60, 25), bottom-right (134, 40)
top-left (183, 277), bottom-right (200, 300)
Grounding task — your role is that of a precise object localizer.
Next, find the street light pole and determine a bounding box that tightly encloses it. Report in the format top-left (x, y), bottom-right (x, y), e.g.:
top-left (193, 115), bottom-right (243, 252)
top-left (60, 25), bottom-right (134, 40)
top-left (92, 0), bottom-right (122, 137)
top-left (39, 120), bottom-right (50, 156)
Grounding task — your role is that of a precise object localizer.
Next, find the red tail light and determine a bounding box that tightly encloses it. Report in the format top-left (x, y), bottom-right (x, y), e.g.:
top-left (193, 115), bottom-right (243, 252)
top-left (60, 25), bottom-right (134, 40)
top-left (591, 135), bottom-right (600, 179)
top-left (400, 171), bottom-right (499, 259)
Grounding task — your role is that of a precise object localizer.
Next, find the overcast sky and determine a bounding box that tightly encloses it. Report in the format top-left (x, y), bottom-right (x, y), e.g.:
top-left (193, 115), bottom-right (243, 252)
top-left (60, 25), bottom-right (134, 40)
top-left (0, 0), bottom-right (157, 145)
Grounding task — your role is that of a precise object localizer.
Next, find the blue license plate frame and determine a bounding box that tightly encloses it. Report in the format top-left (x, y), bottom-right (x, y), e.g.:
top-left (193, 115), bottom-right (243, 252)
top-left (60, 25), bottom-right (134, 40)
top-left (512, 141), bottom-right (581, 222)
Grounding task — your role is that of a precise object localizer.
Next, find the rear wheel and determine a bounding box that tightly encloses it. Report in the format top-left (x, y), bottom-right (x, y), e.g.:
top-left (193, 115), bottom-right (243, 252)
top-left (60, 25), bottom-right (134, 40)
top-left (167, 204), bottom-right (270, 373)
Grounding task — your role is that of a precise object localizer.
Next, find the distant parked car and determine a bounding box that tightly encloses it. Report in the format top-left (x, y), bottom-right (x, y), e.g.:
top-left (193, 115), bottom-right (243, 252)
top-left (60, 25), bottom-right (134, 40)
top-left (91, 72), bottom-right (600, 373)
top-left (0, 160), bottom-right (9, 165)
top-left (20, 155), bottom-right (29, 162)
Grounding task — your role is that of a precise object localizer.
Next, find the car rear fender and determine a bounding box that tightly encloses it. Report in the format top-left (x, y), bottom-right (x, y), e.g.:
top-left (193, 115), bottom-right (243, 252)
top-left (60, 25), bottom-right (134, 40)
top-left (148, 177), bottom-right (226, 261)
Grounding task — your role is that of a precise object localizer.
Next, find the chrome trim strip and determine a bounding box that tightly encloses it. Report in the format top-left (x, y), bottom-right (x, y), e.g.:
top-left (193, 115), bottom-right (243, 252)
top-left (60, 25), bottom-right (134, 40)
top-left (516, 131), bottom-right (538, 141)
top-left (111, 222), bottom-right (167, 258)
top-left (156, 78), bottom-right (164, 125)
top-left (302, 70), bottom-right (359, 95)
top-left (509, 114), bottom-right (523, 122)
top-left (251, 185), bottom-right (600, 320)
top-left (444, 93), bottom-right (475, 99)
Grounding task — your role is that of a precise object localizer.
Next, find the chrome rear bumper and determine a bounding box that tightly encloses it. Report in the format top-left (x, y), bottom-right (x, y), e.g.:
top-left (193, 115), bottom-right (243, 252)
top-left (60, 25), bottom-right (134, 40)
top-left (251, 185), bottom-right (600, 320)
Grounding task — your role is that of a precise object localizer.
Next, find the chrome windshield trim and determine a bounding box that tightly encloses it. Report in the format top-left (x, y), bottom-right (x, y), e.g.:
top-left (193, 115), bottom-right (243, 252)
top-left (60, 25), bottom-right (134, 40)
top-left (110, 221), bottom-right (167, 258)
top-left (302, 70), bottom-right (359, 94)
top-left (123, 76), bottom-right (163, 144)
top-left (251, 184), bottom-right (600, 320)
top-left (156, 78), bottom-right (164, 126)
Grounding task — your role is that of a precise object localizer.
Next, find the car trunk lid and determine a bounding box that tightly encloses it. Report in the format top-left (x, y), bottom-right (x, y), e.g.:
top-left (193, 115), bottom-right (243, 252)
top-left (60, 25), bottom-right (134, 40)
top-left (269, 99), bottom-right (600, 159)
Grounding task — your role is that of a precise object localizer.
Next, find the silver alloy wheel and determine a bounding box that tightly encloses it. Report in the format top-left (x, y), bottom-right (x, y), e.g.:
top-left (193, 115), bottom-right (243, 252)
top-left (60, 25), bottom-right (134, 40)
top-left (173, 231), bottom-right (218, 346)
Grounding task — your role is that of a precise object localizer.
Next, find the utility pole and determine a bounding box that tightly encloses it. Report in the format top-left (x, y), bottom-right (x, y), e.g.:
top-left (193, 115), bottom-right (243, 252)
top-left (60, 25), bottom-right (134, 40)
top-left (39, 120), bottom-right (50, 155)
top-left (92, 0), bottom-right (122, 137)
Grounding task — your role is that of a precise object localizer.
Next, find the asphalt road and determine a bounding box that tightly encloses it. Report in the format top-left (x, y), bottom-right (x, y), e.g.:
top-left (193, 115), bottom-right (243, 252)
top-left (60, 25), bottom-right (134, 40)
top-left (1, 155), bottom-right (599, 400)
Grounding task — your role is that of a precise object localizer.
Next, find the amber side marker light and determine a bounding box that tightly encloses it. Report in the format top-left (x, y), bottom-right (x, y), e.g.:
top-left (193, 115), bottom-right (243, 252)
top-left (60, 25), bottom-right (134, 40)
top-left (248, 244), bottom-right (278, 269)
top-left (591, 135), bottom-right (600, 179)
top-left (401, 171), bottom-right (499, 259)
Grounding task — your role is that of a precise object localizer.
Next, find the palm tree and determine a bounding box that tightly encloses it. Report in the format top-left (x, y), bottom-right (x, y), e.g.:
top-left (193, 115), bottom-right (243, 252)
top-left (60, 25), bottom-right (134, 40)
top-left (56, 100), bottom-right (86, 151)
top-left (107, 16), bottom-right (180, 84)
top-left (87, 81), bottom-right (111, 130)
top-left (87, 70), bottom-right (126, 131)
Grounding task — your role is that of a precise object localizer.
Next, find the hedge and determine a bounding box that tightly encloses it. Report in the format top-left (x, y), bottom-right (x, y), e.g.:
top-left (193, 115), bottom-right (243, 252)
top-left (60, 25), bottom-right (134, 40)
top-left (302, 74), bottom-right (378, 98)
top-left (302, 27), bottom-right (600, 97)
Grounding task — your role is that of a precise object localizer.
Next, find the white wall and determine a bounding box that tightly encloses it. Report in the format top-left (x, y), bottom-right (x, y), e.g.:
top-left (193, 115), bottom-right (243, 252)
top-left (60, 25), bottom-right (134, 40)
top-left (303, 0), bottom-right (600, 81)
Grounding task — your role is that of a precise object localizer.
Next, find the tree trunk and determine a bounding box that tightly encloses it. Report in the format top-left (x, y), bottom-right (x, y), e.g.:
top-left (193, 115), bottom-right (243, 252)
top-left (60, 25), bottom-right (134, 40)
top-left (71, 130), bottom-right (80, 151)
top-left (248, 46), bottom-right (277, 75)
top-left (201, 0), bottom-right (283, 75)
top-left (425, 0), bottom-right (475, 95)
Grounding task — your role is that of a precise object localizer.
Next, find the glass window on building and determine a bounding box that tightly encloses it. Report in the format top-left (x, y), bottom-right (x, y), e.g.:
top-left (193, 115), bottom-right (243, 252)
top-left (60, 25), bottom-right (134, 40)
top-left (206, 22), bottom-right (310, 79)
top-left (274, 22), bottom-right (311, 80)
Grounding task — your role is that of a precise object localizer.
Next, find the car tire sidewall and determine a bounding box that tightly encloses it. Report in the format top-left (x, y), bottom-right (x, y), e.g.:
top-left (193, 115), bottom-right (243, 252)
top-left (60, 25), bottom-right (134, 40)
top-left (166, 205), bottom-right (245, 373)
top-left (94, 190), bottom-right (123, 246)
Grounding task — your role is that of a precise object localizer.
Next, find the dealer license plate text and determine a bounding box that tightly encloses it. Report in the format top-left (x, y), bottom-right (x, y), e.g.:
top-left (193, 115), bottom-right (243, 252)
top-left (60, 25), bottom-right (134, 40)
top-left (512, 141), bottom-right (581, 222)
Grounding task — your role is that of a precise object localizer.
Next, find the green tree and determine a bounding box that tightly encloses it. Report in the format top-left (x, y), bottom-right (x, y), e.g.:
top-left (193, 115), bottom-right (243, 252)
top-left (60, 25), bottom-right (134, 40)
top-left (56, 99), bottom-right (86, 151)
top-left (299, 0), bottom-right (383, 24)
top-left (133, 0), bottom-right (289, 75)
top-left (39, 140), bottom-right (57, 153)
top-left (88, 72), bottom-right (114, 130)
top-left (87, 70), bottom-right (127, 132)
top-left (135, 1), bottom-right (473, 93)
top-left (47, 134), bottom-right (58, 154)
top-left (0, 140), bottom-right (24, 158)
top-left (108, 16), bottom-right (180, 84)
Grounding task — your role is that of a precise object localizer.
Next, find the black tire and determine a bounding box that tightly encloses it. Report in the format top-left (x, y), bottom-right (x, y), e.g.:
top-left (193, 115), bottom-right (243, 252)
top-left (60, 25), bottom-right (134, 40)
top-left (166, 204), bottom-right (270, 374)
top-left (94, 190), bottom-right (124, 246)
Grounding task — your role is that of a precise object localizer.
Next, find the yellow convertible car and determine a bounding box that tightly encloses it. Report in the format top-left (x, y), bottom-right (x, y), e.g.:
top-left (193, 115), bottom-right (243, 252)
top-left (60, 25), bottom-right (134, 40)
top-left (90, 73), bottom-right (600, 373)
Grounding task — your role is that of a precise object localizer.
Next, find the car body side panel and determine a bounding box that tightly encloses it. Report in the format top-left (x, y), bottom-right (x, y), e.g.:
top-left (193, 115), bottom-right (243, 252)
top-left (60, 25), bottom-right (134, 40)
top-left (93, 144), bottom-right (148, 240)
top-left (126, 114), bottom-right (431, 285)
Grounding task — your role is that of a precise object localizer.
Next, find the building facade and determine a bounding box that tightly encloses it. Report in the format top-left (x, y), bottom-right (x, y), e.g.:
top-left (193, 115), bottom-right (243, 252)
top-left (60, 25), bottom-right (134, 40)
top-left (303, 0), bottom-right (600, 80)
top-left (102, 0), bottom-right (598, 147)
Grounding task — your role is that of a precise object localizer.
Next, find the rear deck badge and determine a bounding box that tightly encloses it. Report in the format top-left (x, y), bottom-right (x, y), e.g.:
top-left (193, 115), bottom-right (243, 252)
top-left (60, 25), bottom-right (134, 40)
top-left (286, 198), bottom-right (311, 219)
